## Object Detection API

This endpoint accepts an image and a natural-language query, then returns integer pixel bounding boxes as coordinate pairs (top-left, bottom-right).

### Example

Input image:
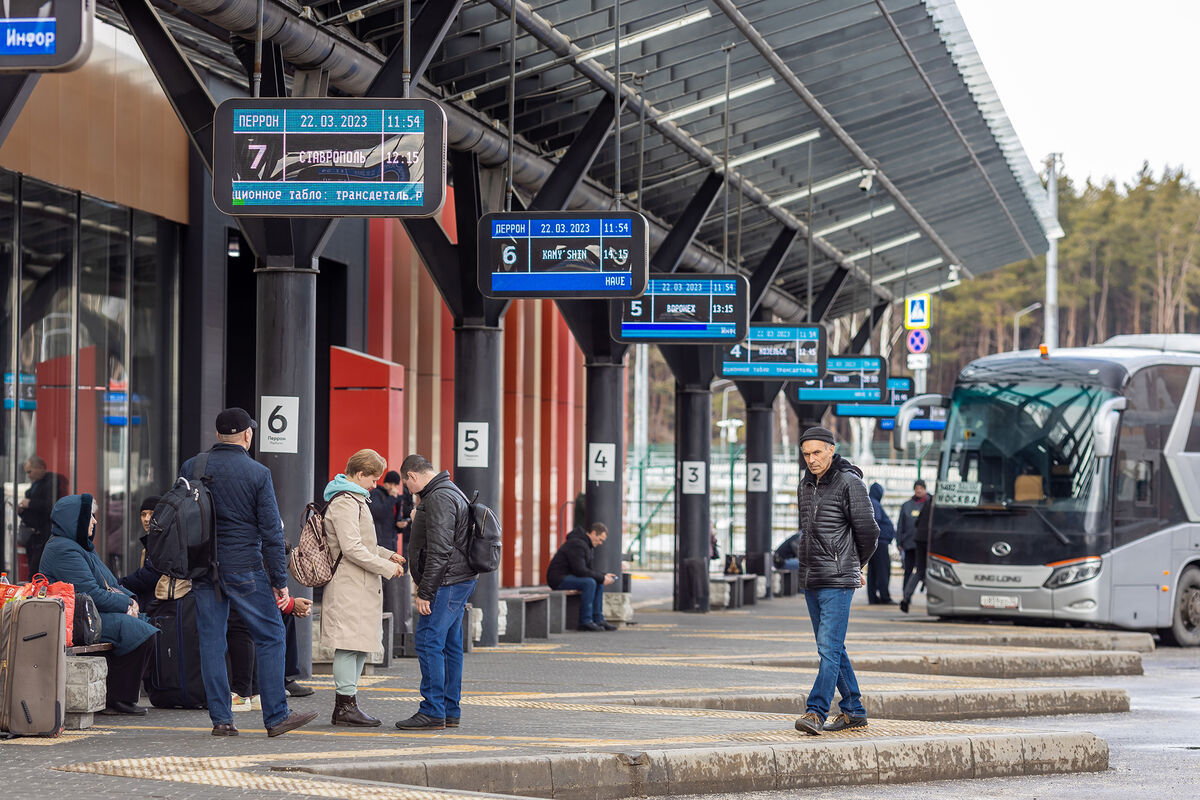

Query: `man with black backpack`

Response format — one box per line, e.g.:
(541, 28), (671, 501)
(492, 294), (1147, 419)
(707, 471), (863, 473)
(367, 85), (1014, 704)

(180, 408), (317, 738)
(394, 454), (477, 731)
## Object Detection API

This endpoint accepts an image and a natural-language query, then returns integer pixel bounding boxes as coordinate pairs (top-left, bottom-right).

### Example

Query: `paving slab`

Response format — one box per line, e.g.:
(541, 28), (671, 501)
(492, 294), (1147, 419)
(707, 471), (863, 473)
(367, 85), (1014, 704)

(1, 589), (1127, 800)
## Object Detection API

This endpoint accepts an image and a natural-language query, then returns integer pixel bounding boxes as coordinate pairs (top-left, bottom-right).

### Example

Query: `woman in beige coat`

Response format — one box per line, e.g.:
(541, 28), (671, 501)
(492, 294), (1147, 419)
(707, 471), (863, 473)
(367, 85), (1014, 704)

(320, 448), (405, 726)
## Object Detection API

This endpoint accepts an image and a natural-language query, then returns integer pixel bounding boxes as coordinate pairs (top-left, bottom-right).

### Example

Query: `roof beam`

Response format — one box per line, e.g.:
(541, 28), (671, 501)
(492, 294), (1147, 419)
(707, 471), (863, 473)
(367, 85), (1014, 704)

(749, 226), (800, 318)
(709, 0), (973, 280)
(531, 93), (619, 211)
(368, 0), (465, 96)
(651, 171), (724, 275)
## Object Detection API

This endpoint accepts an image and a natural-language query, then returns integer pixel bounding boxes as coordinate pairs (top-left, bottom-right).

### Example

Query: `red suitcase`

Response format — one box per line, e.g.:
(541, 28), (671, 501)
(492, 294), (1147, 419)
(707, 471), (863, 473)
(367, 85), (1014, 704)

(0, 597), (67, 737)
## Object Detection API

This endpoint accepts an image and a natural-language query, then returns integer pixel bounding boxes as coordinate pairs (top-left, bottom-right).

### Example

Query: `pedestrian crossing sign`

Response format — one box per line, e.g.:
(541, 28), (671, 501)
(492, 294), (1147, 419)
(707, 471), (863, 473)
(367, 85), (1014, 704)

(905, 293), (931, 330)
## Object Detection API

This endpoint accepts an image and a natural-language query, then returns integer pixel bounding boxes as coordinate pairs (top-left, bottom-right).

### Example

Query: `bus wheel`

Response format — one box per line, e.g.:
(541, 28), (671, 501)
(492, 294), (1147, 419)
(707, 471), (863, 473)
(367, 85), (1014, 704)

(1162, 566), (1200, 647)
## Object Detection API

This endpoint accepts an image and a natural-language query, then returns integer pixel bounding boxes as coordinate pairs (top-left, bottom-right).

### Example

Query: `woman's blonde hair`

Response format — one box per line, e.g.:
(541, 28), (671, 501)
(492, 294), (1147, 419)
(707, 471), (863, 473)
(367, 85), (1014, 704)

(346, 448), (386, 479)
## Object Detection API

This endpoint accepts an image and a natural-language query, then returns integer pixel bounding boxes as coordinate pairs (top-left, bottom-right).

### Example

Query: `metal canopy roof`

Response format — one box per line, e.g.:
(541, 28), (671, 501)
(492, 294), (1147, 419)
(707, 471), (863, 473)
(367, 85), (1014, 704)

(104, 0), (1055, 326)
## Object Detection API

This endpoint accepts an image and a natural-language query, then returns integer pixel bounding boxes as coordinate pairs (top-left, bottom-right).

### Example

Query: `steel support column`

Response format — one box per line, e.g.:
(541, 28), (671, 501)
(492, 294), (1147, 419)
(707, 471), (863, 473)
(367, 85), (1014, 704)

(0, 73), (37, 147)
(582, 361), (624, 578)
(368, 0), (466, 97)
(850, 302), (889, 354)
(809, 266), (849, 324)
(674, 385), (711, 611)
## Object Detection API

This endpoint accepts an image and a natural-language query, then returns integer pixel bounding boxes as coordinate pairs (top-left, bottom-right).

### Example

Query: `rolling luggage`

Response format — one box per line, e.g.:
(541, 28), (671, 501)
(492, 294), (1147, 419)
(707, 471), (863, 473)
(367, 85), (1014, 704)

(0, 597), (67, 737)
(144, 593), (207, 709)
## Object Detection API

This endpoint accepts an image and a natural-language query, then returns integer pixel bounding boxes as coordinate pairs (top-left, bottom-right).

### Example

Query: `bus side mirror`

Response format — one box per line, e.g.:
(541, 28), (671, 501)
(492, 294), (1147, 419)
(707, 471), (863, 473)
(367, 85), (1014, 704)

(1093, 397), (1127, 458)
(893, 394), (950, 451)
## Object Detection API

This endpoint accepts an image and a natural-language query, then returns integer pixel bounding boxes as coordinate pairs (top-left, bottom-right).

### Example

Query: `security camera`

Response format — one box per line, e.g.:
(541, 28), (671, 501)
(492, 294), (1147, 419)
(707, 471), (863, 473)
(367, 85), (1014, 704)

(858, 169), (876, 192)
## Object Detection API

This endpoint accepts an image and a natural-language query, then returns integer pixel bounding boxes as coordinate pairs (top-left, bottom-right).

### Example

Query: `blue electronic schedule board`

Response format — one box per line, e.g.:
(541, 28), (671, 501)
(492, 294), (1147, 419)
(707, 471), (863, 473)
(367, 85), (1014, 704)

(0, 0), (92, 72)
(715, 323), (826, 380)
(212, 97), (447, 217)
(794, 355), (888, 403)
(477, 211), (649, 298)
(835, 376), (914, 418)
(610, 273), (749, 344)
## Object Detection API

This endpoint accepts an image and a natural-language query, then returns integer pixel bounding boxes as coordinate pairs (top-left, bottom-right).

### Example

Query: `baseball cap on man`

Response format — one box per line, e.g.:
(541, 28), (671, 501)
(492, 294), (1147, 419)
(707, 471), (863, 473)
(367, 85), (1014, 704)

(216, 407), (258, 435)
(800, 426), (836, 446)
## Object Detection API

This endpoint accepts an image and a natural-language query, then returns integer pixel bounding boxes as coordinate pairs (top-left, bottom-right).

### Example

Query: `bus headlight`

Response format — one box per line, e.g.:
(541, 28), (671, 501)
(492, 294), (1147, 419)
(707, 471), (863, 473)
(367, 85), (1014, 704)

(1043, 557), (1102, 588)
(927, 556), (961, 586)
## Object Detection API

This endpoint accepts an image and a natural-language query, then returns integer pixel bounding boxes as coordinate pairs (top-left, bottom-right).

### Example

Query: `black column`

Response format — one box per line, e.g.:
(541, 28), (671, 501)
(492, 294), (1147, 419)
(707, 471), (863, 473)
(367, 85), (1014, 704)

(255, 264), (318, 676)
(453, 325), (502, 647)
(742, 390), (779, 595)
(674, 385), (711, 611)
(584, 360), (625, 578)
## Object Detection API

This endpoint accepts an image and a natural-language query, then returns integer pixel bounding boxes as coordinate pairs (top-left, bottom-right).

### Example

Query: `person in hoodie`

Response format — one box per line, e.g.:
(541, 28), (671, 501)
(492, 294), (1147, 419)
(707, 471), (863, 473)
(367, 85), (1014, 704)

(546, 522), (618, 631)
(792, 427), (879, 737)
(866, 483), (896, 605)
(39, 493), (158, 716)
(319, 449), (405, 727)
(394, 453), (477, 731)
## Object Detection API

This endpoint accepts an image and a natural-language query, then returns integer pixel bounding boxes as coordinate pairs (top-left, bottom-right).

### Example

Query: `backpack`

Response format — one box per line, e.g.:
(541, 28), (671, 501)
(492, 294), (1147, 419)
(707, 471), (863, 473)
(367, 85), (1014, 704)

(288, 491), (355, 587)
(147, 453), (216, 581)
(444, 487), (502, 574)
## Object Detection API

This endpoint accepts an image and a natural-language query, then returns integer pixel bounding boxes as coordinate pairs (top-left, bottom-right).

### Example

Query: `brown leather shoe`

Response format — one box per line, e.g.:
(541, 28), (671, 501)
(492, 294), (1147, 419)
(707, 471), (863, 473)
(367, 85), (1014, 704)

(266, 710), (318, 737)
(211, 722), (239, 736)
(332, 693), (382, 727)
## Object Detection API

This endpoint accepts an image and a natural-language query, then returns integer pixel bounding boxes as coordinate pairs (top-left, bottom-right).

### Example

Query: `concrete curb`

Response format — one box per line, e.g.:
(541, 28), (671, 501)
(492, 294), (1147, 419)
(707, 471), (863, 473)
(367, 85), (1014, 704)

(625, 687), (1131, 720)
(861, 630), (1156, 653)
(749, 650), (1143, 677)
(293, 732), (1109, 799)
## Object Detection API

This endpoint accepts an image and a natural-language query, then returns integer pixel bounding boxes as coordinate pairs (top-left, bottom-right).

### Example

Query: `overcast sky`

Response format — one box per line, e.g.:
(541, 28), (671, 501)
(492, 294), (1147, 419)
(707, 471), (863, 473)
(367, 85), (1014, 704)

(954, 0), (1198, 186)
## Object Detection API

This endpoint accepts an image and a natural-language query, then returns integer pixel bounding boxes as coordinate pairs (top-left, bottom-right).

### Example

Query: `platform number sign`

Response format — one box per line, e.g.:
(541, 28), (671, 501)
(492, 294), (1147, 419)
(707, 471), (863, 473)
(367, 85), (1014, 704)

(457, 422), (489, 468)
(588, 443), (616, 482)
(259, 395), (299, 453)
(747, 462), (769, 493)
(680, 461), (707, 495)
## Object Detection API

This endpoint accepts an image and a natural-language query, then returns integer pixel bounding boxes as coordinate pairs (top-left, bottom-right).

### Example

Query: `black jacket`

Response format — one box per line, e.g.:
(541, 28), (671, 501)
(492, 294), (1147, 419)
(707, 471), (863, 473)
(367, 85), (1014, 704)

(896, 495), (929, 550)
(773, 532), (802, 568)
(409, 471), (476, 601)
(20, 471), (63, 539)
(179, 444), (288, 587)
(368, 486), (400, 548)
(796, 454), (879, 589)
(546, 527), (604, 587)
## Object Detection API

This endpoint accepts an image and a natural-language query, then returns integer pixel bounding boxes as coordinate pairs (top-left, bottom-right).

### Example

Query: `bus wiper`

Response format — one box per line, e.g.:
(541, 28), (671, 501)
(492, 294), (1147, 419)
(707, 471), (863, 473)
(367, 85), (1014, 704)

(1006, 504), (1071, 546)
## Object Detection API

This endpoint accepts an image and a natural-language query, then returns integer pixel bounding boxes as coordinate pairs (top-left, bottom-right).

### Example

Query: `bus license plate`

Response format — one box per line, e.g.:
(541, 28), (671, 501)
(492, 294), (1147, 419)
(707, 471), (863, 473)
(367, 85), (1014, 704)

(980, 594), (1019, 610)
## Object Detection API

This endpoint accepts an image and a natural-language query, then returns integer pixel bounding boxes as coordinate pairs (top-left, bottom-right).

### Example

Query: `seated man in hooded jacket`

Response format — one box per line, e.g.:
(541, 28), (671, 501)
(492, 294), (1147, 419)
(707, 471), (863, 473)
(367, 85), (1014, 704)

(39, 493), (158, 716)
(545, 522), (617, 631)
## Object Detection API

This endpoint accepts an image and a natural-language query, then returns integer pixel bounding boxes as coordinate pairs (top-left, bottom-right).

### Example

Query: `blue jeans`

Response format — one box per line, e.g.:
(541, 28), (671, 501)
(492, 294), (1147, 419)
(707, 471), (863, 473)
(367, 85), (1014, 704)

(556, 575), (607, 626)
(415, 579), (477, 719)
(803, 587), (865, 718)
(782, 558), (800, 572)
(193, 569), (290, 728)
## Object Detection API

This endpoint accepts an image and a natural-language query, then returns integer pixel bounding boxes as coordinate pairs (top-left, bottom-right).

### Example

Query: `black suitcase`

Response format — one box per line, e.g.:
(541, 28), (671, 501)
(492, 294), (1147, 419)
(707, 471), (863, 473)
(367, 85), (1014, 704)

(0, 597), (67, 736)
(144, 594), (207, 709)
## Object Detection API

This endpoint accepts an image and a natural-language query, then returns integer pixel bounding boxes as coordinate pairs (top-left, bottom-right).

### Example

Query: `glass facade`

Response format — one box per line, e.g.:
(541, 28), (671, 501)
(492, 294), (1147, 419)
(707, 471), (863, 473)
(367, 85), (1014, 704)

(2, 170), (179, 579)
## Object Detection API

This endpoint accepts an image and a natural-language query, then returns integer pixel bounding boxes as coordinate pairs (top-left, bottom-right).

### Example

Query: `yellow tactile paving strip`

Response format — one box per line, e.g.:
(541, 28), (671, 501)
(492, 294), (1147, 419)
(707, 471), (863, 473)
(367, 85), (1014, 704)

(2, 729), (110, 746)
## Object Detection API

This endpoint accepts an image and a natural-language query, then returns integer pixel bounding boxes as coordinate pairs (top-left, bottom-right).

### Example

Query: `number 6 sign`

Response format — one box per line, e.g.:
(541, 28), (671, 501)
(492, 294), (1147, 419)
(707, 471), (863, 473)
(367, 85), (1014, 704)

(259, 396), (299, 453)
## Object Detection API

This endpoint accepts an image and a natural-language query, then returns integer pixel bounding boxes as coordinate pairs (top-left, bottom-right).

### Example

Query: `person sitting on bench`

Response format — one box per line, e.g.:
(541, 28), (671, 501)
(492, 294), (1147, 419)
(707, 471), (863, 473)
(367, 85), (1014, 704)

(546, 522), (617, 632)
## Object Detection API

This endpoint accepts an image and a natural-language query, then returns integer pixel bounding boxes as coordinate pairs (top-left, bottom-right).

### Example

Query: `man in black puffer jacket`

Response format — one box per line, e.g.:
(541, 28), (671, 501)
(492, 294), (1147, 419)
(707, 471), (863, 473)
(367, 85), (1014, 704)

(793, 427), (878, 737)
(546, 523), (617, 631)
(395, 454), (477, 731)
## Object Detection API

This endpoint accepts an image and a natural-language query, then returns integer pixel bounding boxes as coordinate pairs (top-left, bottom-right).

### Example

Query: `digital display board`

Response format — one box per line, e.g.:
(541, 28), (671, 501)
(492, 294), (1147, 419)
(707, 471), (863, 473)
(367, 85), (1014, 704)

(835, 376), (914, 418)
(212, 97), (447, 217)
(610, 273), (749, 344)
(714, 323), (826, 380)
(476, 211), (649, 298)
(0, 0), (92, 72)
(794, 355), (888, 403)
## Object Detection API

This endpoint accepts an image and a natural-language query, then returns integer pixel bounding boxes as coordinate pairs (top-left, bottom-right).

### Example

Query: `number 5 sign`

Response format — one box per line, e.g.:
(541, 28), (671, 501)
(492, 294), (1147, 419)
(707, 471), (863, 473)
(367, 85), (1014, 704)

(260, 396), (299, 453)
(457, 422), (489, 468)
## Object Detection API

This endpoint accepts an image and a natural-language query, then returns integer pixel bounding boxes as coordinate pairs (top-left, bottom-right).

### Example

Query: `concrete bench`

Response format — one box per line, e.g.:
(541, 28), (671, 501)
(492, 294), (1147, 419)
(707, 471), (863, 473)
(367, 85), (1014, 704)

(709, 574), (759, 609)
(498, 593), (550, 643)
(65, 651), (109, 730)
(518, 587), (581, 633)
(774, 568), (800, 596)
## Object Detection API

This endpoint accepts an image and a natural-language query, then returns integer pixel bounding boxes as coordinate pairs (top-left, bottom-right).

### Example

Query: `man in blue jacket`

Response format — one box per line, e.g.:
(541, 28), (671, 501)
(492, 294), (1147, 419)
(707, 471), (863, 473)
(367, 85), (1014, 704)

(180, 407), (316, 738)
(866, 483), (896, 604)
(40, 494), (158, 715)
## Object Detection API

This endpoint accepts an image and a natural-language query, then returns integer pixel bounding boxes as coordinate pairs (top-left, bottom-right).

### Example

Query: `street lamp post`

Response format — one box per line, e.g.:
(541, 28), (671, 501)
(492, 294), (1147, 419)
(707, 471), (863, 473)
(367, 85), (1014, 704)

(1013, 302), (1043, 352)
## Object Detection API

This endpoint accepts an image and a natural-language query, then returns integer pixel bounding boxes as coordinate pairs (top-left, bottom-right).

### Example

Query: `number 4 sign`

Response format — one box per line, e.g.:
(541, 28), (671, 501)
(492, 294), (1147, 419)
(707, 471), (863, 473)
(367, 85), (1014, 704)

(588, 443), (616, 482)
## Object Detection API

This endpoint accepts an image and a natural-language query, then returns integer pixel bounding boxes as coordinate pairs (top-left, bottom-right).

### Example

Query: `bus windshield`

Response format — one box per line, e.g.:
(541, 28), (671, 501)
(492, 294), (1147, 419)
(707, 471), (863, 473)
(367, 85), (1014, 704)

(938, 381), (1118, 516)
